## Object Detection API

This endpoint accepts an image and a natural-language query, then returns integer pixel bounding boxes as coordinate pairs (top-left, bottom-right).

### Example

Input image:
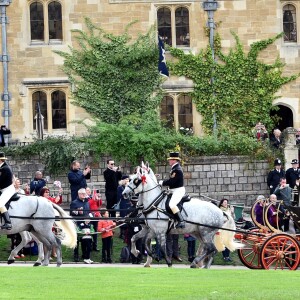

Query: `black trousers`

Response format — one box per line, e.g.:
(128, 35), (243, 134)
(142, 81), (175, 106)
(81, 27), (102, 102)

(102, 236), (112, 260)
(81, 238), (92, 259)
(105, 190), (117, 218)
(187, 240), (196, 258)
(91, 221), (98, 248)
(166, 234), (179, 258)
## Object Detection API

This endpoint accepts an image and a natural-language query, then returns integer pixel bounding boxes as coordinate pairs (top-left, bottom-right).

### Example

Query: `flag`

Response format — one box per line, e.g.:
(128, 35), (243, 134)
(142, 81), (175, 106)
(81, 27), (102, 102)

(158, 36), (169, 77)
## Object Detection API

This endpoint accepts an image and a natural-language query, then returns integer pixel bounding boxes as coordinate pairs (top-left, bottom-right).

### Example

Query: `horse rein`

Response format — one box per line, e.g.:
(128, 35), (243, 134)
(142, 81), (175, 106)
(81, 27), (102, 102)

(128, 176), (161, 195)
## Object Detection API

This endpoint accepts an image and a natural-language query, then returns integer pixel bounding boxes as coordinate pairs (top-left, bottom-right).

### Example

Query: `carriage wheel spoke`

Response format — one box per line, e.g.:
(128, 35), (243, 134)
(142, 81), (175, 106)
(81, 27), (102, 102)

(261, 234), (300, 270)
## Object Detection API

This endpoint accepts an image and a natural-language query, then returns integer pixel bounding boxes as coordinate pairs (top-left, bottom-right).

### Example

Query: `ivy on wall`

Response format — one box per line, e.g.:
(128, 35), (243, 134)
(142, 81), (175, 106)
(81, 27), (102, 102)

(54, 18), (162, 124)
(169, 32), (300, 134)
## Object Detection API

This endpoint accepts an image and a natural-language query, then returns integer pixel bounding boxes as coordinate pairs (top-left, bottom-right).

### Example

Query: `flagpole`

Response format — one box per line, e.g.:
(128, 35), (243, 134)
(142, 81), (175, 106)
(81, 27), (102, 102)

(202, 0), (219, 135)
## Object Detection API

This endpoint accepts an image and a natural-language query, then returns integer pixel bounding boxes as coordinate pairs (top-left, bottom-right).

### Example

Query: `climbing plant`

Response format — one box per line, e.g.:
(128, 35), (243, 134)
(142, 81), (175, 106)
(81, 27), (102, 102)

(169, 32), (300, 134)
(54, 18), (162, 124)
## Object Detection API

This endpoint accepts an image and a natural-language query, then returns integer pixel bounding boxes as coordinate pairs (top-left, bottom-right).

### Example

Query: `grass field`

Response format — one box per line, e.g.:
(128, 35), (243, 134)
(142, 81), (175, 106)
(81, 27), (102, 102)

(1, 229), (300, 299)
(1, 267), (300, 299)
(0, 229), (240, 266)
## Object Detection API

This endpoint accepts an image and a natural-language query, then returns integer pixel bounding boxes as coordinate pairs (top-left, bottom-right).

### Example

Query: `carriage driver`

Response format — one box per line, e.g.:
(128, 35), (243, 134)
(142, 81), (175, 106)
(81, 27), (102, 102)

(159, 152), (185, 228)
(0, 152), (14, 230)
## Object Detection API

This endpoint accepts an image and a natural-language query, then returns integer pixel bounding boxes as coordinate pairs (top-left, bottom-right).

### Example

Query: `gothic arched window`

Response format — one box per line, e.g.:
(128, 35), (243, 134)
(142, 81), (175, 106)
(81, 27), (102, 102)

(51, 90), (66, 129)
(30, 1), (44, 41)
(175, 7), (190, 47)
(29, 1), (63, 43)
(32, 91), (48, 130)
(157, 6), (190, 47)
(283, 4), (297, 42)
(178, 95), (193, 129)
(48, 1), (63, 40)
(157, 7), (172, 46)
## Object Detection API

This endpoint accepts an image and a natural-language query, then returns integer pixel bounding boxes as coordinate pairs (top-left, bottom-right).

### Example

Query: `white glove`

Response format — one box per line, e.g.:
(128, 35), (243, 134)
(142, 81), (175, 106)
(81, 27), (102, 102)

(159, 180), (163, 186)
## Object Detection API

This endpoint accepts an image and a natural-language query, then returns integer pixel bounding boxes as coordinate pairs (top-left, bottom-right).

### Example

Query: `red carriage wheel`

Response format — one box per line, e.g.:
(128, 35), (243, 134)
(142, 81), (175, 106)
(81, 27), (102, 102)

(260, 234), (300, 270)
(237, 228), (262, 269)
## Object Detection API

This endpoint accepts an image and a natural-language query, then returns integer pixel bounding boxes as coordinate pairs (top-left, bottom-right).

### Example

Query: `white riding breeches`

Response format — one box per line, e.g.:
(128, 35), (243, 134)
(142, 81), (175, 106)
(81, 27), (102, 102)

(0, 184), (15, 209)
(169, 187), (186, 213)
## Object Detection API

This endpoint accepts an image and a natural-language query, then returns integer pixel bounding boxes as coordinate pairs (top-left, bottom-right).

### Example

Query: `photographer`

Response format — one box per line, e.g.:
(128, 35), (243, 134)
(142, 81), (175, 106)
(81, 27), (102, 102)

(103, 158), (122, 218)
(0, 125), (11, 147)
(68, 160), (91, 201)
(252, 122), (268, 141)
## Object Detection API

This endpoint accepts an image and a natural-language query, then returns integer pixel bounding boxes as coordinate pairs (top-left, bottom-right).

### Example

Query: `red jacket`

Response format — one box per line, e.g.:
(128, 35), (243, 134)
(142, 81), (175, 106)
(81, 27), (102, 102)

(46, 195), (62, 205)
(97, 219), (115, 238)
(88, 198), (102, 217)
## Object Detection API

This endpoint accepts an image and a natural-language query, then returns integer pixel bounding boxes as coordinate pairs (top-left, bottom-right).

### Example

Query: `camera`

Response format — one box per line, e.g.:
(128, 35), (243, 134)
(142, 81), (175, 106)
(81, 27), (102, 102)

(96, 189), (100, 193)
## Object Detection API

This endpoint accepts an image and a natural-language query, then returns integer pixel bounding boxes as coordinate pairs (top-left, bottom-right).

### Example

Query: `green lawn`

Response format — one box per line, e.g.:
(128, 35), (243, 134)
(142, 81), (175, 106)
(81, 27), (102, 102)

(1, 267), (300, 299)
(0, 229), (240, 266)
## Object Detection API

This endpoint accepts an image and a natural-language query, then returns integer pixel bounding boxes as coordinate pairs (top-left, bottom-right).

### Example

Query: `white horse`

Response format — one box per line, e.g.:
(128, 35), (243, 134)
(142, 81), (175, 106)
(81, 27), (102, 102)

(2, 195), (77, 266)
(123, 163), (241, 268)
(7, 231), (44, 266)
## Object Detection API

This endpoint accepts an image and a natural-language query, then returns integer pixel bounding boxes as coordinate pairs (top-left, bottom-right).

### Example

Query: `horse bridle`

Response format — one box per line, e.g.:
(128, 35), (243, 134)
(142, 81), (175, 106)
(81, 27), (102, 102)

(127, 176), (160, 195)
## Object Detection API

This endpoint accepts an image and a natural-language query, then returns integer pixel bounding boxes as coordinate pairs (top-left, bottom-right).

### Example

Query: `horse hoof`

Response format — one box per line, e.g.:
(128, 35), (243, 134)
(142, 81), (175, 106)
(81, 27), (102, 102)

(167, 264), (172, 268)
(143, 265), (151, 268)
(7, 259), (15, 265)
(190, 264), (198, 268)
(56, 263), (62, 267)
(33, 262), (41, 267)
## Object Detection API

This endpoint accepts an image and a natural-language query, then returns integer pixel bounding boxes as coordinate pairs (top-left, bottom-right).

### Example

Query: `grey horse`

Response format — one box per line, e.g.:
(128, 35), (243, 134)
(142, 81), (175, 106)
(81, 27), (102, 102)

(123, 164), (240, 268)
(2, 195), (77, 266)
(8, 231), (44, 266)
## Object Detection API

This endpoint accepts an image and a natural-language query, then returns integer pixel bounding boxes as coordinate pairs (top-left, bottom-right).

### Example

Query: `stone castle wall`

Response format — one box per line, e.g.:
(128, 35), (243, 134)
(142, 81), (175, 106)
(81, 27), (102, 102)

(9, 155), (270, 207)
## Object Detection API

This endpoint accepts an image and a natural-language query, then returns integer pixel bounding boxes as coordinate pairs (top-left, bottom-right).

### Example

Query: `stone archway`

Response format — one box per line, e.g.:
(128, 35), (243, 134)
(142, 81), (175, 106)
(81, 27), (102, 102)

(270, 104), (293, 131)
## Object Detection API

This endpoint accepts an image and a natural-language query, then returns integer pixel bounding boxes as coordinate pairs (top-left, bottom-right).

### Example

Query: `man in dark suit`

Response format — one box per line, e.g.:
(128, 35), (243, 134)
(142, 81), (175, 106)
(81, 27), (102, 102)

(68, 160), (91, 201)
(103, 159), (122, 218)
(267, 158), (285, 194)
(0, 125), (11, 147)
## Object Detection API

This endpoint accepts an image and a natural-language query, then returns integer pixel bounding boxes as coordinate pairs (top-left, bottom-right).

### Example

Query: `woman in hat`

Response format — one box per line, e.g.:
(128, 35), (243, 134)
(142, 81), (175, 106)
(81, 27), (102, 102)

(159, 152), (185, 228)
(0, 152), (14, 230)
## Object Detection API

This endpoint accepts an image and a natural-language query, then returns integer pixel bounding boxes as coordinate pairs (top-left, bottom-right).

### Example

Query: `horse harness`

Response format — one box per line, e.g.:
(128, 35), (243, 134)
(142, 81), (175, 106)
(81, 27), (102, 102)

(5, 193), (40, 219)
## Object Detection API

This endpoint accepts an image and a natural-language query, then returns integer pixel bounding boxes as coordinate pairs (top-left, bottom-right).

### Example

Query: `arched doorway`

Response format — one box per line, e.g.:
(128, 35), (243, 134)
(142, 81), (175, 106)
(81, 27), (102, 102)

(270, 105), (293, 131)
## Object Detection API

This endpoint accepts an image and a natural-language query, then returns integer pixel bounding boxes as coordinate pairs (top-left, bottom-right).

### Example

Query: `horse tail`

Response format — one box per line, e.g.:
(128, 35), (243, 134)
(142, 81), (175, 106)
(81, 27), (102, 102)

(52, 203), (77, 249)
(214, 212), (243, 252)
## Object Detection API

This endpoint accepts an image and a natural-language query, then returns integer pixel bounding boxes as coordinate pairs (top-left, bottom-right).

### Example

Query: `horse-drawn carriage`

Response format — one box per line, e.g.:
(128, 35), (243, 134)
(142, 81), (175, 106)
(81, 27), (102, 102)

(235, 198), (300, 270)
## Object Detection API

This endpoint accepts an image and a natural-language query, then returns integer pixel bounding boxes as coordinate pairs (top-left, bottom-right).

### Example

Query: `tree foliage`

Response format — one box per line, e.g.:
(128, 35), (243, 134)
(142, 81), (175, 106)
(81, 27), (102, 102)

(6, 136), (88, 175)
(54, 18), (162, 124)
(169, 32), (300, 134)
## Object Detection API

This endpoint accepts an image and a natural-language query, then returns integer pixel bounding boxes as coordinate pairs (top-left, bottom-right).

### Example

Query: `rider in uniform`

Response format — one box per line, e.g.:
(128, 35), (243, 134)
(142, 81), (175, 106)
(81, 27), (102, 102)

(159, 152), (185, 228)
(0, 152), (14, 230)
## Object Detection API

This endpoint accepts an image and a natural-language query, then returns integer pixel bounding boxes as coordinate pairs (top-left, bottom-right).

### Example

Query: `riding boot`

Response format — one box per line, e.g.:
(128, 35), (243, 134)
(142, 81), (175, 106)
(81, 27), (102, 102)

(174, 212), (185, 229)
(1, 211), (12, 230)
